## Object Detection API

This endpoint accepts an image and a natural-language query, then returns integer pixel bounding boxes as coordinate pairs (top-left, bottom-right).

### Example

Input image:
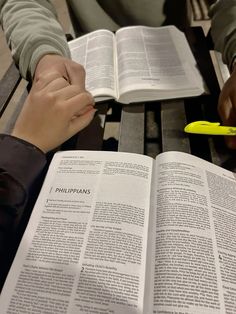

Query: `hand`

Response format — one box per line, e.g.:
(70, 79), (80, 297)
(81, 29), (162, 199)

(218, 66), (236, 149)
(34, 54), (84, 86)
(12, 69), (96, 153)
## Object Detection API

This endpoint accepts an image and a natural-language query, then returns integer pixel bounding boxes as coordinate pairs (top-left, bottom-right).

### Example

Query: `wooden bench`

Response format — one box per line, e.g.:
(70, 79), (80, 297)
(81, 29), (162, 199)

(1, 25), (236, 289)
(1, 26), (236, 172)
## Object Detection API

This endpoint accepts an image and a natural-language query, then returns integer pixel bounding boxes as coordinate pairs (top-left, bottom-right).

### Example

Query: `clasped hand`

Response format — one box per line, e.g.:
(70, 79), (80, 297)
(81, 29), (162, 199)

(218, 66), (236, 149)
(12, 55), (96, 153)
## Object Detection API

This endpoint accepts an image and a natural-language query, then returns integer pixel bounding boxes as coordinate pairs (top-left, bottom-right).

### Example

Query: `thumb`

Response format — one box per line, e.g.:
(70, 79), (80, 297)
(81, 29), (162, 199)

(218, 94), (236, 149)
(65, 61), (86, 90)
(69, 109), (96, 135)
(218, 95), (233, 126)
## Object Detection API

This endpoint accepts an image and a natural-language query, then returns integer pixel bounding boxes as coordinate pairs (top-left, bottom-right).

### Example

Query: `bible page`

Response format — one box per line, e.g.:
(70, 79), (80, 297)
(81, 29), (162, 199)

(144, 151), (234, 314)
(69, 30), (117, 101)
(115, 26), (205, 103)
(0, 150), (154, 314)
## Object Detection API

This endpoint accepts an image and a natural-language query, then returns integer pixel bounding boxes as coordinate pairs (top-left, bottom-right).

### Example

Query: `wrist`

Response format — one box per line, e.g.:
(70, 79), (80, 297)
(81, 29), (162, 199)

(3, 133), (46, 155)
(34, 53), (63, 79)
(28, 45), (69, 81)
(11, 131), (47, 154)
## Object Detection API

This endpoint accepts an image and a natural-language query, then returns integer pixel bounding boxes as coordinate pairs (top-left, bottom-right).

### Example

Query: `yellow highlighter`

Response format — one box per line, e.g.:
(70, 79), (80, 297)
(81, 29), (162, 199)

(184, 121), (236, 136)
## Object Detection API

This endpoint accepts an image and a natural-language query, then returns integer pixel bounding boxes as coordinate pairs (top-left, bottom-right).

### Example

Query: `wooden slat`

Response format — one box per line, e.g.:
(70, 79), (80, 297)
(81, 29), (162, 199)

(145, 105), (162, 157)
(0, 81), (28, 133)
(207, 137), (236, 171)
(190, 0), (210, 21)
(69, 103), (108, 151)
(212, 51), (230, 89)
(118, 104), (145, 154)
(184, 27), (233, 166)
(207, 52), (235, 168)
(0, 63), (21, 117)
(161, 100), (191, 153)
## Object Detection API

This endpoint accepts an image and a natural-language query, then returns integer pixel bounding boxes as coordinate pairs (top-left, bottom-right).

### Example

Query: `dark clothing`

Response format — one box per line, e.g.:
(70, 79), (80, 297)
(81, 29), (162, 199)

(0, 134), (46, 288)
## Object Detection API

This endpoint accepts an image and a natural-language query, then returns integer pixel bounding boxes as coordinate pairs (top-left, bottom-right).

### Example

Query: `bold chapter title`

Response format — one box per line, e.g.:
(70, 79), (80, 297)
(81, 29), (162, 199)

(55, 188), (91, 194)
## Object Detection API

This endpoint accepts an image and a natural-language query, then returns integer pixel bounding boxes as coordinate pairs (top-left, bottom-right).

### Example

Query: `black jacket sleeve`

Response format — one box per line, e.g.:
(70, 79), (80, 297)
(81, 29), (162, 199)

(0, 134), (47, 286)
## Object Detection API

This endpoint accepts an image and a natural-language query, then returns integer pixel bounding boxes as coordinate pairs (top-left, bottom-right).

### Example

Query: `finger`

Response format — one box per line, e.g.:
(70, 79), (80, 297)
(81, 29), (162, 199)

(65, 92), (95, 116)
(52, 84), (84, 101)
(218, 93), (236, 149)
(43, 76), (70, 93)
(54, 89), (94, 112)
(69, 108), (97, 135)
(34, 71), (65, 90)
(224, 136), (236, 150)
(64, 61), (86, 91)
(71, 105), (95, 119)
(224, 95), (236, 149)
(218, 95), (232, 125)
(230, 90), (236, 117)
(219, 95), (236, 125)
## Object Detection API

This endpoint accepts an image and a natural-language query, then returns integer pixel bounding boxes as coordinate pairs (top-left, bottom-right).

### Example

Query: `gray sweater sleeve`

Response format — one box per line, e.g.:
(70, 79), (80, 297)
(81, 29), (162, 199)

(0, 0), (71, 80)
(209, 0), (236, 69)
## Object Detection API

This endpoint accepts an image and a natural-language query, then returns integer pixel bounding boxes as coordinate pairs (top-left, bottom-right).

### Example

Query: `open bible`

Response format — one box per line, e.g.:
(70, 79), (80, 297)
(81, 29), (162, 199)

(68, 26), (206, 104)
(0, 150), (235, 313)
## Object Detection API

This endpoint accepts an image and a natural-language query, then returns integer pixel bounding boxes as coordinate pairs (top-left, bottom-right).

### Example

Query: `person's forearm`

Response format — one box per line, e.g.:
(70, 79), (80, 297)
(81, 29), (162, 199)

(0, 134), (46, 288)
(210, 0), (236, 68)
(0, 134), (47, 266)
(0, 0), (71, 80)
(0, 134), (47, 206)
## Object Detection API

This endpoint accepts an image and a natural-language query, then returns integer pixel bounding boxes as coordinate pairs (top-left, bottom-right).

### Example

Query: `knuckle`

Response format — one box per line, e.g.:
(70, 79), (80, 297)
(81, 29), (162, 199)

(72, 62), (86, 75)
(45, 91), (56, 103)
(80, 91), (94, 105)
